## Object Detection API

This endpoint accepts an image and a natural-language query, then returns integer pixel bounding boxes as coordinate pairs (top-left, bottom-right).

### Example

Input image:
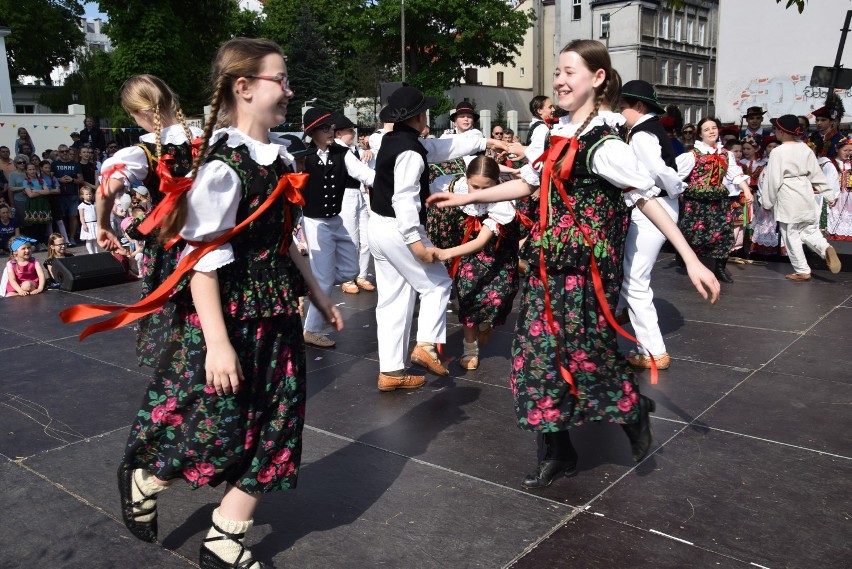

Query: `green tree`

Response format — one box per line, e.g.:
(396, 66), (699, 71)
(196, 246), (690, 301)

(0, 0), (84, 84)
(364, 0), (534, 114)
(493, 100), (506, 129)
(39, 49), (114, 117)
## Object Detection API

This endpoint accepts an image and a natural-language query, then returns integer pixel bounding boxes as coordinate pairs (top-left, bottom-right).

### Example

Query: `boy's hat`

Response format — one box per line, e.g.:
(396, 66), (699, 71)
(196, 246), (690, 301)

(743, 106), (766, 118)
(275, 134), (308, 158)
(9, 236), (37, 252)
(134, 185), (149, 196)
(332, 112), (356, 131)
(760, 134), (778, 149)
(769, 114), (803, 136)
(302, 108), (335, 133)
(812, 105), (841, 121)
(620, 80), (666, 115)
(835, 134), (852, 149)
(720, 124), (740, 137)
(660, 116), (677, 130)
(379, 86), (438, 123)
(449, 101), (480, 122)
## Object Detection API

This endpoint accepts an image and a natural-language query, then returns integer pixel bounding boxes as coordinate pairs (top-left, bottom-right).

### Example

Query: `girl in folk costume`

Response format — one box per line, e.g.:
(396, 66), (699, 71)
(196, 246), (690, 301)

(724, 139), (750, 260)
(431, 156), (522, 371)
(64, 38), (340, 568)
(825, 136), (852, 240)
(677, 118), (753, 284)
(429, 40), (719, 489)
(750, 136), (787, 256)
(96, 75), (203, 367)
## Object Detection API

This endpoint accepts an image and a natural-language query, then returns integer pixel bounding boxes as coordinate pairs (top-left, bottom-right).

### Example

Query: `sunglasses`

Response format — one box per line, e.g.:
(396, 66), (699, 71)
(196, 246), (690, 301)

(15, 161), (26, 165)
(683, 130), (694, 134)
(492, 131), (504, 135)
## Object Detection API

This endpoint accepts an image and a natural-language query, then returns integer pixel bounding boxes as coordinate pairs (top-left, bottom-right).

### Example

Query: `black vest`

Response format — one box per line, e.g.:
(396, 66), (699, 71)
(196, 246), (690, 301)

(302, 144), (350, 218)
(339, 143), (362, 189)
(371, 123), (430, 224)
(628, 116), (677, 196)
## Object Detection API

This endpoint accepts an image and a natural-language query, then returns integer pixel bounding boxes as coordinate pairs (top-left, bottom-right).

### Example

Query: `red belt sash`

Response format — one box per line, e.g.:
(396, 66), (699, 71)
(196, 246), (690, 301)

(531, 136), (658, 396)
(60, 173), (308, 340)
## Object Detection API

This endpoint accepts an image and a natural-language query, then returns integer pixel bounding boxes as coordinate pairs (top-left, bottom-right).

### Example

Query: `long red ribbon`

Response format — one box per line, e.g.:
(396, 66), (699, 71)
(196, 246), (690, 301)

(136, 154), (194, 235)
(449, 215), (482, 279)
(60, 173), (308, 340)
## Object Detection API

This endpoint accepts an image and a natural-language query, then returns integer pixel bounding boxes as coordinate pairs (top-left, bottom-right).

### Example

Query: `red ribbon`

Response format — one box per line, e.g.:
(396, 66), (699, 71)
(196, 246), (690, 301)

(449, 215), (482, 279)
(60, 173), (308, 340)
(98, 163), (129, 199)
(136, 154), (194, 236)
(532, 136), (658, 396)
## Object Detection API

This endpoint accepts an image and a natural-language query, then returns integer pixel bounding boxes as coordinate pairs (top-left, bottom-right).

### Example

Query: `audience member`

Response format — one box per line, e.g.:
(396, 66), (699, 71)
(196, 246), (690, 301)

(0, 146), (13, 178)
(2, 237), (44, 297)
(79, 116), (106, 153)
(0, 204), (20, 252)
(43, 232), (73, 289)
(14, 128), (35, 156)
(52, 144), (83, 246)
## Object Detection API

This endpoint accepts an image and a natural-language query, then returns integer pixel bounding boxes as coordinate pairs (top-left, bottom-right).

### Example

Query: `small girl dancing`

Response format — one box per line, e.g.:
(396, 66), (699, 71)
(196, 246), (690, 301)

(77, 187), (98, 254)
(432, 156), (521, 370)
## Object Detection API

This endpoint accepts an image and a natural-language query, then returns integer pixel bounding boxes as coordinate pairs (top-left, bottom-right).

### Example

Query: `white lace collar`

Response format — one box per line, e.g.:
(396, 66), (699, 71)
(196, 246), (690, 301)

(139, 123), (203, 145)
(552, 110), (625, 138)
(448, 176), (492, 217)
(210, 126), (291, 166)
(694, 140), (723, 154)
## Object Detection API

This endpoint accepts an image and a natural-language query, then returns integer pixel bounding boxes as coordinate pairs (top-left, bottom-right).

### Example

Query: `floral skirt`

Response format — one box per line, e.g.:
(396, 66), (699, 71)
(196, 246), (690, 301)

(509, 268), (640, 433)
(124, 309), (306, 494)
(24, 197), (52, 225)
(456, 247), (519, 328)
(679, 198), (734, 259)
(135, 239), (182, 368)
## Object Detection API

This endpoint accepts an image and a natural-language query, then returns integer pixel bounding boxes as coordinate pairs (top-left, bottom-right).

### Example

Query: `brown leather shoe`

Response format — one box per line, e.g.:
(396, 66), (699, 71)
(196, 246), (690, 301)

(378, 372), (426, 391)
(410, 344), (450, 376)
(459, 354), (479, 370)
(304, 331), (336, 347)
(626, 352), (671, 370)
(341, 281), (360, 294)
(785, 273), (812, 281)
(825, 246), (841, 274)
(356, 278), (376, 291)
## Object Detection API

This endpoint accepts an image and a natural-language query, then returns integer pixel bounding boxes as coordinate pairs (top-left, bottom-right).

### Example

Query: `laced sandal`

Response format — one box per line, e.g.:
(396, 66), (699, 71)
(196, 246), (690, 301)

(200, 524), (265, 569)
(459, 354), (479, 370)
(117, 464), (158, 543)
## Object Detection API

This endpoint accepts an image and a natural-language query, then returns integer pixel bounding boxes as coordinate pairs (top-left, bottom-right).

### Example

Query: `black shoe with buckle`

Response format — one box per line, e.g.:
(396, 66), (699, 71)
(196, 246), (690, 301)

(521, 431), (578, 489)
(117, 464), (158, 543)
(200, 524), (265, 569)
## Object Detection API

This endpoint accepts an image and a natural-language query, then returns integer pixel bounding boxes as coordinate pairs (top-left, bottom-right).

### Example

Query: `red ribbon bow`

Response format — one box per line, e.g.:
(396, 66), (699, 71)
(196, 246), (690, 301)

(449, 215), (482, 279)
(60, 173), (309, 340)
(136, 154), (194, 236)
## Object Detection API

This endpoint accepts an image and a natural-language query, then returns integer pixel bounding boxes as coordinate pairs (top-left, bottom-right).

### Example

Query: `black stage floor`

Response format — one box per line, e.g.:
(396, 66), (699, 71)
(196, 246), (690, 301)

(1, 254), (850, 568)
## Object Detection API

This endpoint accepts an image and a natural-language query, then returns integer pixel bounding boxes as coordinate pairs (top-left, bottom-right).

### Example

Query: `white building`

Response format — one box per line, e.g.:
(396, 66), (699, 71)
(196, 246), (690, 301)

(714, 0), (852, 125)
(50, 18), (114, 86)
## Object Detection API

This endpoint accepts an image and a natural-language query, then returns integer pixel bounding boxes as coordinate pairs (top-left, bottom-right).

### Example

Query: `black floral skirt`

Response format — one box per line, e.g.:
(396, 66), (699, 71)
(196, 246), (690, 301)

(679, 198), (734, 259)
(135, 240), (181, 368)
(124, 309), (306, 494)
(456, 248), (519, 328)
(509, 268), (640, 433)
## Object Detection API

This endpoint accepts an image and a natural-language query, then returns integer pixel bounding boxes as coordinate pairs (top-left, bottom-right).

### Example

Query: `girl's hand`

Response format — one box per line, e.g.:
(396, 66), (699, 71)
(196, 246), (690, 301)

(97, 227), (126, 254)
(434, 248), (449, 262)
(205, 340), (244, 396)
(487, 139), (508, 153)
(426, 192), (473, 208)
(310, 289), (344, 332)
(685, 259), (721, 304)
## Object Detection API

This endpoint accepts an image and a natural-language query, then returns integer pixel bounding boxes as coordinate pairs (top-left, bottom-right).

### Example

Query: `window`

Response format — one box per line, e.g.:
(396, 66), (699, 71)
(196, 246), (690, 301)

(698, 22), (706, 45)
(695, 107), (703, 122)
(685, 64), (693, 87)
(465, 68), (478, 85)
(572, 0), (581, 21)
(697, 66), (704, 88)
(600, 13), (610, 39)
(660, 60), (668, 85)
(686, 20), (694, 44)
(660, 13), (670, 39)
(684, 107), (692, 123)
(497, 72), (504, 88)
(86, 22), (96, 34)
(674, 16), (682, 41)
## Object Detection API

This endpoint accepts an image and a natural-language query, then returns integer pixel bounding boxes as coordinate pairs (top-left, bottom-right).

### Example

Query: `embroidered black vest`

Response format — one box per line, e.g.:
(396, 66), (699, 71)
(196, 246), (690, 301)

(302, 144), (350, 218)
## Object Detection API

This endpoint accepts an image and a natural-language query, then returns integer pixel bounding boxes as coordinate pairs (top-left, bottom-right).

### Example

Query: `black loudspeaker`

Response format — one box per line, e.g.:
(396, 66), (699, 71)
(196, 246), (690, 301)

(52, 253), (128, 291)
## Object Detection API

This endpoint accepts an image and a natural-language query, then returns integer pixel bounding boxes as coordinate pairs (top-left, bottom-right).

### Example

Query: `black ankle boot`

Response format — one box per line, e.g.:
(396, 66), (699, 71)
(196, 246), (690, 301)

(714, 258), (734, 283)
(522, 431), (578, 489)
(622, 395), (657, 462)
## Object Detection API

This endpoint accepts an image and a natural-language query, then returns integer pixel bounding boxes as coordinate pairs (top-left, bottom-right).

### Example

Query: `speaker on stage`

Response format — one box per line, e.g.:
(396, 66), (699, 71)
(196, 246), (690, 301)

(52, 253), (128, 291)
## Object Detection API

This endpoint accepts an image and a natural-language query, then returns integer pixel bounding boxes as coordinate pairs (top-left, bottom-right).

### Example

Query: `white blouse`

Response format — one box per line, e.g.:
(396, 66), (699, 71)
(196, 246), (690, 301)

(677, 140), (750, 195)
(518, 111), (657, 207)
(180, 127), (296, 272)
(430, 175), (516, 234)
(99, 124), (204, 188)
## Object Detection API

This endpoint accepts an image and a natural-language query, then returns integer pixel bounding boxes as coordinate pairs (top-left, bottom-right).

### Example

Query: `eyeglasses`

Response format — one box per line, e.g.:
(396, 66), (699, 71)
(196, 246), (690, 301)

(15, 161), (26, 165)
(52, 243), (67, 247)
(246, 75), (291, 92)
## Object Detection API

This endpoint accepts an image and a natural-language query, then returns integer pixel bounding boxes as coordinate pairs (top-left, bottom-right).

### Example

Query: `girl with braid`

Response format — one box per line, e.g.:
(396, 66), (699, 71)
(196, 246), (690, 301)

(113, 39), (339, 569)
(429, 40), (719, 490)
(97, 75), (203, 367)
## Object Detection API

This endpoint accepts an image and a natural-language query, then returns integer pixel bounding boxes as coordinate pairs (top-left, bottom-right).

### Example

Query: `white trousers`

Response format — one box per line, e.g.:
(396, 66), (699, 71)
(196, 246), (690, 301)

(303, 215), (359, 333)
(340, 187), (373, 279)
(368, 214), (452, 372)
(779, 220), (828, 275)
(618, 195), (679, 356)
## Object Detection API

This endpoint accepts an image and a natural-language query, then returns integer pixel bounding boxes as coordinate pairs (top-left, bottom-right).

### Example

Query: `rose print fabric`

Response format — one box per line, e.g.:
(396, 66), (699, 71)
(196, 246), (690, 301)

(679, 148), (735, 259)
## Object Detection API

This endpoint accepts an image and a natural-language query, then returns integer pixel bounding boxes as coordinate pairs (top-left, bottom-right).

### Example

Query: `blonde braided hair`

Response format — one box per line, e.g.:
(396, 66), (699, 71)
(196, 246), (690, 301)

(152, 105), (162, 160)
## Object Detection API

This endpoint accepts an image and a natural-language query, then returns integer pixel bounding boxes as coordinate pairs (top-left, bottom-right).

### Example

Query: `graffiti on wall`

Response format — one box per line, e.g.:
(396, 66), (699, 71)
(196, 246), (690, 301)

(731, 74), (852, 120)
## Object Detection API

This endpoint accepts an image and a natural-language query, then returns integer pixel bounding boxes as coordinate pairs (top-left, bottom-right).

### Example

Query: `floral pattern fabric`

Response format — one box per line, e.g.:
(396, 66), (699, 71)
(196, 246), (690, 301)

(679, 149), (735, 259)
(510, 123), (639, 433)
(124, 141), (307, 494)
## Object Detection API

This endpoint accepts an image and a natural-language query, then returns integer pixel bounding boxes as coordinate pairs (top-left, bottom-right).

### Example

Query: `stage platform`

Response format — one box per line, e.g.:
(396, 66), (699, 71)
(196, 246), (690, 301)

(1, 254), (849, 568)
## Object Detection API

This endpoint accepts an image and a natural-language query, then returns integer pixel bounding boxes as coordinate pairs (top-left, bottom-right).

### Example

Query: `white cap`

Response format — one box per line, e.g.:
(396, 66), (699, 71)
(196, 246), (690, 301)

(119, 194), (132, 209)
(134, 185), (149, 196)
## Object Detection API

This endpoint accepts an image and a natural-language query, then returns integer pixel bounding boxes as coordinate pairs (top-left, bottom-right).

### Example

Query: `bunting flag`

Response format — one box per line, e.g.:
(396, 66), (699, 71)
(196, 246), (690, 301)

(0, 124), (144, 132)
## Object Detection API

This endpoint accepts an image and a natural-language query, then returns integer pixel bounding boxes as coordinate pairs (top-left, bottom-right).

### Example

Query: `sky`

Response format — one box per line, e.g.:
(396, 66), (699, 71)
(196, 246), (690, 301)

(84, 2), (107, 20)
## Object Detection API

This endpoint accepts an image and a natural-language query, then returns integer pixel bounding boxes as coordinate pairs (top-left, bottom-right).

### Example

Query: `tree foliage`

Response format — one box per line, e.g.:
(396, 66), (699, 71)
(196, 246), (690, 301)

(0, 0), (84, 84)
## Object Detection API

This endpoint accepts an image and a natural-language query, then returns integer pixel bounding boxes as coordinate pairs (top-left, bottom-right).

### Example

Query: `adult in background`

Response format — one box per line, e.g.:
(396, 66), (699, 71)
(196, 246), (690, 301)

(0, 146), (14, 178)
(51, 144), (83, 246)
(762, 114), (840, 279)
(681, 123), (696, 151)
(661, 117), (684, 155)
(105, 140), (120, 159)
(79, 116), (106, 153)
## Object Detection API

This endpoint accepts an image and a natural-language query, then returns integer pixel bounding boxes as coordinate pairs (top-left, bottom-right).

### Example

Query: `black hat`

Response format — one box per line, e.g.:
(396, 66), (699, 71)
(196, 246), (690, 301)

(812, 105), (841, 121)
(620, 80), (665, 115)
(331, 112), (356, 131)
(277, 134), (308, 158)
(379, 86), (438, 123)
(449, 101), (479, 122)
(743, 106), (766, 118)
(302, 107), (335, 133)
(769, 114), (803, 136)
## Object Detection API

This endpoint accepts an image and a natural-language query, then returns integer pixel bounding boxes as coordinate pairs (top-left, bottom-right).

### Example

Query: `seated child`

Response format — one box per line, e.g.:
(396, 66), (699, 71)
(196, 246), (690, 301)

(2, 237), (45, 297)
